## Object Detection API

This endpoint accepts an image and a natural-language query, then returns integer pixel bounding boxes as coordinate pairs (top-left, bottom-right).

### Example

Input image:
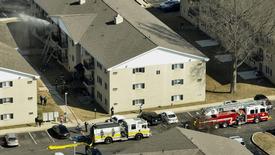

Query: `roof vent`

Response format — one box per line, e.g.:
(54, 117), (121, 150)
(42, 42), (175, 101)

(79, 0), (86, 5)
(114, 14), (123, 25)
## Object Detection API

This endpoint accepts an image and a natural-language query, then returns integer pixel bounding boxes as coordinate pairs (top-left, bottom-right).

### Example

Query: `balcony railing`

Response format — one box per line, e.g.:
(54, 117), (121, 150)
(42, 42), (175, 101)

(83, 77), (94, 86)
(83, 60), (94, 70)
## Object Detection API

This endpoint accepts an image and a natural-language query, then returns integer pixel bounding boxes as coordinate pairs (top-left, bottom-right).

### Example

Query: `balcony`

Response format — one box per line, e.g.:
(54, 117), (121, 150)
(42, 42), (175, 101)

(251, 53), (263, 62)
(83, 60), (94, 70)
(83, 77), (94, 87)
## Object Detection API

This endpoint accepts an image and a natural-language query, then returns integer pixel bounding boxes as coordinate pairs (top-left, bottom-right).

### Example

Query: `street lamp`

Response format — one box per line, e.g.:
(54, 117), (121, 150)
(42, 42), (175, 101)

(64, 92), (68, 123)
(73, 141), (76, 155)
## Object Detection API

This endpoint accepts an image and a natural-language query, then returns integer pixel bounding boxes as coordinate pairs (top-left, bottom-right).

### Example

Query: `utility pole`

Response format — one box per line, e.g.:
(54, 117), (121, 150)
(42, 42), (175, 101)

(65, 92), (68, 123)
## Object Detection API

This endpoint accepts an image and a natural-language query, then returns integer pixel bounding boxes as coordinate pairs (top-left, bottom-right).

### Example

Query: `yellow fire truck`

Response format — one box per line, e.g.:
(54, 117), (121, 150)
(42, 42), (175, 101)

(90, 118), (151, 144)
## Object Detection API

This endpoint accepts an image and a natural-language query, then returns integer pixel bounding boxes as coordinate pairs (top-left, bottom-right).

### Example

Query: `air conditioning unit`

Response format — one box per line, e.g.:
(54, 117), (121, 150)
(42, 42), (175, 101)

(114, 14), (123, 24)
(79, 0), (86, 5)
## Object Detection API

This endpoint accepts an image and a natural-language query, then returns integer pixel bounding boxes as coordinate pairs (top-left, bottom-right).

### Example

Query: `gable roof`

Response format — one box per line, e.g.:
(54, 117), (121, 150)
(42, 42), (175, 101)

(104, 0), (206, 58)
(34, 0), (208, 68)
(50, 14), (97, 44)
(0, 23), (38, 76)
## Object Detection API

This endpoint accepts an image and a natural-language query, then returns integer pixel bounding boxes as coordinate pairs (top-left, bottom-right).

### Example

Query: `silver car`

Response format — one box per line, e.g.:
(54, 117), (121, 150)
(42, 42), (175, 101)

(5, 133), (19, 147)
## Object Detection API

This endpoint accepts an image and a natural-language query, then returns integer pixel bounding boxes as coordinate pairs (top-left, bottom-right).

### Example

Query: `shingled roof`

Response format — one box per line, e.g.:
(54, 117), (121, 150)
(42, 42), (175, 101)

(0, 23), (38, 76)
(34, 0), (208, 68)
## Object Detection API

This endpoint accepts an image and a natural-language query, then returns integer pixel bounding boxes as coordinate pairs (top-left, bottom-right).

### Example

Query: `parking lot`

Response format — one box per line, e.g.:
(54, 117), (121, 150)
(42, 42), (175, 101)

(1, 103), (274, 155)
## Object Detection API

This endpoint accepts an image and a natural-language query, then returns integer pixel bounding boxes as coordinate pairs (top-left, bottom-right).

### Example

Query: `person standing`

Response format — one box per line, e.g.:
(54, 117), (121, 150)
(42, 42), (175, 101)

(44, 96), (47, 106)
(84, 122), (89, 132)
(40, 95), (43, 105)
(35, 117), (39, 127)
(111, 107), (114, 116)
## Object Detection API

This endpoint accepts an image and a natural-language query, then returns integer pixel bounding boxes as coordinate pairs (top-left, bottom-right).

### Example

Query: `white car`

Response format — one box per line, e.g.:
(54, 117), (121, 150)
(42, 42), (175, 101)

(110, 115), (125, 124)
(5, 133), (19, 147)
(160, 111), (179, 124)
(229, 136), (245, 146)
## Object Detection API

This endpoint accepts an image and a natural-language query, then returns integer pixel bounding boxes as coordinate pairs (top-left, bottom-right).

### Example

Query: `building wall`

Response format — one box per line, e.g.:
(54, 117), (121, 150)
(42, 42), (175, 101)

(94, 60), (110, 112)
(109, 61), (206, 113)
(0, 78), (37, 127)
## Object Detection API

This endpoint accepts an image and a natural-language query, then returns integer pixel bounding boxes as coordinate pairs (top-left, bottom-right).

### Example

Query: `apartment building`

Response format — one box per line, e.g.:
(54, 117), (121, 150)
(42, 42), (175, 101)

(0, 23), (39, 127)
(181, 0), (275, 84)
(30, 0), (208, 113)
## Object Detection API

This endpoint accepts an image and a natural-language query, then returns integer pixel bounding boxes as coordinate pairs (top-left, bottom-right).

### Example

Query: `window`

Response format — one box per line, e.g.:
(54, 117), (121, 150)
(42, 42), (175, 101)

(131, 124), (136, 130)
(133, 83), (145, 90)
(133, 67), (145, 74)
(156, 70), (160, 74)
(172, 63), (184, 70)
(71, 40), (74, 46)
(0, 81), (13, 88)
(28, 97), (33, 100)
(132, 99), (145, 105)
(105, 83), (108, 89)
(27, 81), (32, 84)
(29, 112), (34, 115)
(71, 55), (74, 62)
(260, 108), (266, 113)
(113, 88), (118, 91)
(97, 91), (102, 101)
(0, 97), (13, 104)
(172, 79), (184, 85)
(97, 76), (102, 85)
(142, 124), (147, 129)
(171, 95), (183, 101)
(113, 72), (117, 75)
(0, 113), (13, 120)
(97, 62), (102, 70)
(250, 109), (255, 114)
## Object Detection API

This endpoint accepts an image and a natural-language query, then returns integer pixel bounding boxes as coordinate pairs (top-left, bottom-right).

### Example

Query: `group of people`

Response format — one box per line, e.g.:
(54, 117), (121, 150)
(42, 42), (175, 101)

(35, 117), (43, 127)
(39, 95), (48, 106)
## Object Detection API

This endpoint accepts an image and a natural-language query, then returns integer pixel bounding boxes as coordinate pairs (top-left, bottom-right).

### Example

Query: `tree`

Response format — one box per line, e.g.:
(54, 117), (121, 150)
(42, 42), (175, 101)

(200, 0), (275, 93)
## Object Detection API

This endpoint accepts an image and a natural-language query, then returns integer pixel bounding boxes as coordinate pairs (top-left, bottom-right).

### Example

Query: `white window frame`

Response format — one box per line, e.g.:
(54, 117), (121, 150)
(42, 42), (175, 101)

(171, 95), (183, 101)
(132, 99), (145, 105)
(172, 79), (184, 85)
(0, 113), (14, 120)
(0, 97), (13, 104)
(133, 83), (145, 90)
(172, 63), (184, 70)
(133, 67), (145, 74)
(0, 81), (13, 88)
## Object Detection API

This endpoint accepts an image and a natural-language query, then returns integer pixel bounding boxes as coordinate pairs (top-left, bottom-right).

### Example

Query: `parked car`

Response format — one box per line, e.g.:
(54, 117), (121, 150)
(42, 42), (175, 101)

(5, 133), (19, 147)
(109, 115), (125, 124)
(52, 124), (70, 139)
(254, 94), (273, 111)
(160, 111), (179, 124)
(138, 112), (162, 126)
(159, 0), (180, 12)
(229, 136), (245, 146)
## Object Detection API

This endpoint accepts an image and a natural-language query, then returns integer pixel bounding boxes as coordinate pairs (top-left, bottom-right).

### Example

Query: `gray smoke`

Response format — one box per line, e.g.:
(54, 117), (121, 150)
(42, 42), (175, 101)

(18, 13), (50, 27)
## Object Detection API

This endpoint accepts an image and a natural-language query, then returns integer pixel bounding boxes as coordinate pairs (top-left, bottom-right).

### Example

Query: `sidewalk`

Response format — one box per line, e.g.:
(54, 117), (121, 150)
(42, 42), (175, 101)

(2, 95), (274, 135)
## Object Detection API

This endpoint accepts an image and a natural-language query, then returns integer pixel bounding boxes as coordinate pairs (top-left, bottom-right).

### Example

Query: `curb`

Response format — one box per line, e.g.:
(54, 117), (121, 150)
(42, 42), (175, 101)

(251, 132), (270, 155)
(2, 95), (275, 134)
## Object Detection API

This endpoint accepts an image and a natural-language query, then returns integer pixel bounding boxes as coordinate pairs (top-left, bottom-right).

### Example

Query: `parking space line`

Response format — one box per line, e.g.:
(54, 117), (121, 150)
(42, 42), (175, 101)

(45, 130), (55, 143)
(28, 132), (37, 144)
(187, 112), (194, 118)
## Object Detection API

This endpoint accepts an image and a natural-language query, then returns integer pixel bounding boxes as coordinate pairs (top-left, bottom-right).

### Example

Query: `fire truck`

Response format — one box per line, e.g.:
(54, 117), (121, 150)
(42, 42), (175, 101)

(90, 118), (151, 144)
(195, 100), (271, 129)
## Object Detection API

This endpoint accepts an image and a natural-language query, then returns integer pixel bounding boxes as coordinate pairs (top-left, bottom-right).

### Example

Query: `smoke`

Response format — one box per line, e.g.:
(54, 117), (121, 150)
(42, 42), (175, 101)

(18, 13), (50, 27)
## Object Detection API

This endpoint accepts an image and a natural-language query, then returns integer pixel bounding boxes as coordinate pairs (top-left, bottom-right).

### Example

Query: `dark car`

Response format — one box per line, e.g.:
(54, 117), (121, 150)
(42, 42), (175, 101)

(254, 94), (273, 111)
(86, 146), (102, 155)
(138, 112), (162, 126)
(52, 124), (70, 139)
(159, 1), (180, 12)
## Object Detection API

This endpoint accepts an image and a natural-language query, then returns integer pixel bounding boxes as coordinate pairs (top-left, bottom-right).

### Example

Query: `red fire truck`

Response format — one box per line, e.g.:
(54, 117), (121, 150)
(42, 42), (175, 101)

(195, 102), (271, 129)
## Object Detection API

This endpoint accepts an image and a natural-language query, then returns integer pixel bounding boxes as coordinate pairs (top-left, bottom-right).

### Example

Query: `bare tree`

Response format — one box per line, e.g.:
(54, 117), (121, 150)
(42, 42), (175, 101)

(200, 0), (275, 93)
